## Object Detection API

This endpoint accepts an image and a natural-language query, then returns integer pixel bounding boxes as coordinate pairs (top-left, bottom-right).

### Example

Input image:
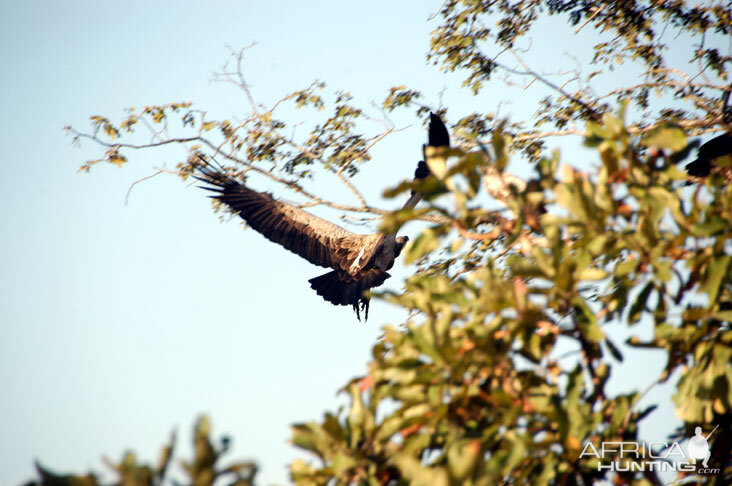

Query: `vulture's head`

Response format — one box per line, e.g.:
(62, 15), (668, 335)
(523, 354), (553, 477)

(395, 236), (409, 256)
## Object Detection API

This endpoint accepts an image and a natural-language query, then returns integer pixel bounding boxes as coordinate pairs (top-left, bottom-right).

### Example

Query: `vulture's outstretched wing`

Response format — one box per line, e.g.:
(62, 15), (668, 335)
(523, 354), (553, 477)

(194, 164), (382, 275)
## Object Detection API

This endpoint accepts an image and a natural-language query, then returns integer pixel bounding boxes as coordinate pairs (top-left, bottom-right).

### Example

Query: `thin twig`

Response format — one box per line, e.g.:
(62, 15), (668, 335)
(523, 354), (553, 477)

(504, 48), (602, 122)
(124, 167), (183, 205)
(574, 5), (605, 34)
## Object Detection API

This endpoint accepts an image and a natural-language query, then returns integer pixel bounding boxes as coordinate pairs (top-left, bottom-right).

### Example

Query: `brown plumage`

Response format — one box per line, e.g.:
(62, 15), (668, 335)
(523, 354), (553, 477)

(193, 114), (446, 320)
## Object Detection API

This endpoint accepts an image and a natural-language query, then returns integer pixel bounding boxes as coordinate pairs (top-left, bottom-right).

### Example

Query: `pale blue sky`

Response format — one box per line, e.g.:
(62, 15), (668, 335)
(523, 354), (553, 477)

(0, 2), (724, 485)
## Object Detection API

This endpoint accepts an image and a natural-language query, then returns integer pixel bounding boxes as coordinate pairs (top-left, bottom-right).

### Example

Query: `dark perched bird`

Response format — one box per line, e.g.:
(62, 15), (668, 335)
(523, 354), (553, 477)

(428, 111), (450, 147)
(411, 112), (449, 192)
(685, 132), (732, 183)
(193, 114), (448, 320)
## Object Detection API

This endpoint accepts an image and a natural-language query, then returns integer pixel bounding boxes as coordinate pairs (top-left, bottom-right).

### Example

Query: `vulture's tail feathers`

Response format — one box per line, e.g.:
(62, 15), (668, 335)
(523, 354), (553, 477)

(308, 271), (387, 321)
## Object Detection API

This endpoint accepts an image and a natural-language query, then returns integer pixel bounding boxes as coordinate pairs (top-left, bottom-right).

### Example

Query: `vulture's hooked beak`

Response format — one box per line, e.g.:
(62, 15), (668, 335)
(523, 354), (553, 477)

(396, 236), (409, 256)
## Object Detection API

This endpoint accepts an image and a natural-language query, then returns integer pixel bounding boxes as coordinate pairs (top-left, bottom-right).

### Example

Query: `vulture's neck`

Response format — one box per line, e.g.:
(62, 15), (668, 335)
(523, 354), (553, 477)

(382, 192), (421, 237)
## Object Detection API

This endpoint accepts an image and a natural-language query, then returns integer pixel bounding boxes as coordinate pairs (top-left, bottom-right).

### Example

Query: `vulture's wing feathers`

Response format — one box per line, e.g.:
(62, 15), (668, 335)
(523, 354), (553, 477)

(195, 165), (382, 274)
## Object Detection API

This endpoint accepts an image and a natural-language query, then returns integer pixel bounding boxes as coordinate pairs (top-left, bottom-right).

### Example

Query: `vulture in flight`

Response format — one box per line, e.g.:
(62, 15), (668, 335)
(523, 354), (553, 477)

(194, 113), (450, 320)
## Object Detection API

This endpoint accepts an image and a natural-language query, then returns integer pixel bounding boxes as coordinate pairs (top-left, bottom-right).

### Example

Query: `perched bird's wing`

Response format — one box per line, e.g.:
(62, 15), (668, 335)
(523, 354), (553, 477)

(195, 164), (383, 275)
(428, 112), (451, 147)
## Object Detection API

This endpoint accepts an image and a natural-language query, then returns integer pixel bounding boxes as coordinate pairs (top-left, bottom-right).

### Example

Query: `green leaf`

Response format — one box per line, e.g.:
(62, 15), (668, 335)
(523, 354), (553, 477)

(615, 258), (639, 277)
(641, 124), (687, 152)
(404, 228), (440, 264)
(447, 439), (481, 480)
(424, 146), (449, 179)
(392, 454), (449, 486)
(573, 298), (605, 343)
(602, 113), (624, 138)
(711, 310), (732, 321)
(577, 267), (609, 281)
(700, 255), (731, 306)
(691, 216), (727, 237)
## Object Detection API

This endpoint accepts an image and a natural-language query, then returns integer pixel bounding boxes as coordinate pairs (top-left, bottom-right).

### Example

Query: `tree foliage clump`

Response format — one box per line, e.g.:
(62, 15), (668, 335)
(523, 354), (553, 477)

(36, 0), (732, 485)
(23, 416), (257, 486)
(289, 107), (732, 485)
